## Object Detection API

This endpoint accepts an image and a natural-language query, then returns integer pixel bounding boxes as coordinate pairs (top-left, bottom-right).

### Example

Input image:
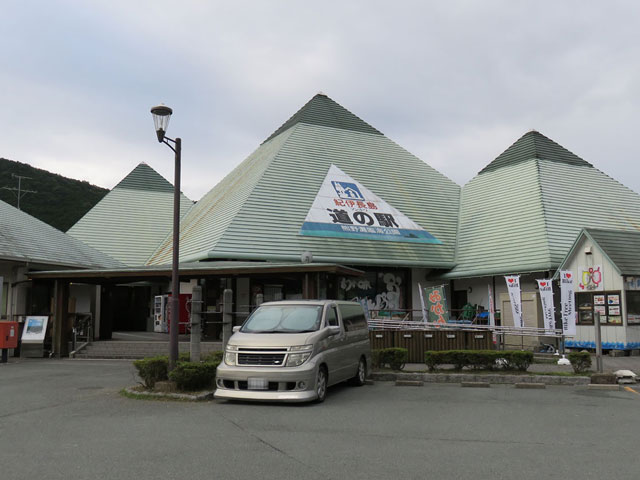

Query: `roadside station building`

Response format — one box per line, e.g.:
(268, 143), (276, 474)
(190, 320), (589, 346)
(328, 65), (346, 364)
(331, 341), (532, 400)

(20, 94), (640, 354)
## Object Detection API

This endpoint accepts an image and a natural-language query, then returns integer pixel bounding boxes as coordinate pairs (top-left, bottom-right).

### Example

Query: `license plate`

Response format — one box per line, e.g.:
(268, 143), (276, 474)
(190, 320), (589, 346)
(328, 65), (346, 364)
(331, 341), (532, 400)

(248, 378), (268, 390)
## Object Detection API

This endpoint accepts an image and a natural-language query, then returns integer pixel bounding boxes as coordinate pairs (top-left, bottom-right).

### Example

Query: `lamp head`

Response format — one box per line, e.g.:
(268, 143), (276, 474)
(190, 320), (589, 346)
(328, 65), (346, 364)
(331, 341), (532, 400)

(150, 104), (173, 142)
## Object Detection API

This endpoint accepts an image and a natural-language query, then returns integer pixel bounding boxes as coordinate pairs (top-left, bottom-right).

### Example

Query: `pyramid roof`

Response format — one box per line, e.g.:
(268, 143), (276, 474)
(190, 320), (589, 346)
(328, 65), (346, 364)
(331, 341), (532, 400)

(0, 199), (122, 269)
(67, 163), (193, 266)
(447, 131), (640, 277)
(147, 94), (460, 267)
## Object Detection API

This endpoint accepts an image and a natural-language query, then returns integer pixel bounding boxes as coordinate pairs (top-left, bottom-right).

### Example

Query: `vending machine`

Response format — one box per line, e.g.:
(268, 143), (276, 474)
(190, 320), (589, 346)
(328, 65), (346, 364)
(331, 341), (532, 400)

(153, 295), (168, 333)
(167, 293), (192, 334)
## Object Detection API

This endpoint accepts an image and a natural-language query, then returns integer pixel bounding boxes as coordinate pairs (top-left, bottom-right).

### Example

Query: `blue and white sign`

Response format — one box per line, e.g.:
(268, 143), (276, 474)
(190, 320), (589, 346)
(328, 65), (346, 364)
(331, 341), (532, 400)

(300, 165), (441, 244)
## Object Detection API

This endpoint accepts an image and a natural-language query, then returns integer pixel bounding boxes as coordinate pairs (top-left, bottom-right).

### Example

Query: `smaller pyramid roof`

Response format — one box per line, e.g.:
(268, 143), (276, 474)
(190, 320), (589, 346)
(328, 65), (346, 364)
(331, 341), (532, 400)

(0, 199), (122, 268)
(68, 163), (193, 266)
(448, 131), (640, 278)
(478, 130), (591, 175)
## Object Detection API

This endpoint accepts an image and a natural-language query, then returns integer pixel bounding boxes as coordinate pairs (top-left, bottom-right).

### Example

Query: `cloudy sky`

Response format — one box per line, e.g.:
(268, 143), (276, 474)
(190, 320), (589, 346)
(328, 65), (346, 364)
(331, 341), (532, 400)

(2, 0), (639, 200)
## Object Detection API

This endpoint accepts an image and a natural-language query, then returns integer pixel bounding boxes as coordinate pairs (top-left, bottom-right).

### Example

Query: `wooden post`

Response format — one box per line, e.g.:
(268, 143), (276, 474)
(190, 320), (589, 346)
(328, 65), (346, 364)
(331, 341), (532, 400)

(52, 280), (70, 357)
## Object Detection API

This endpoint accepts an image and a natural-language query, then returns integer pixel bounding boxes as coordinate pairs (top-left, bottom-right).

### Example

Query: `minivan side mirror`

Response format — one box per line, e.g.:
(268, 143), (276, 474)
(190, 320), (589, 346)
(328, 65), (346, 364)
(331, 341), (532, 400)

(232, 326), (241, 333)
(327, 326), (341, 336)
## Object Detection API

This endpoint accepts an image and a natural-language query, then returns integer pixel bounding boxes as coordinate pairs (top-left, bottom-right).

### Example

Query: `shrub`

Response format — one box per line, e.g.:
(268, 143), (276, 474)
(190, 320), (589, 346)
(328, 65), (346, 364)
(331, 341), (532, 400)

(168, 361), (218, 391)
(201, 350), (223, 365)
(568, 352), (592, 374)
(424, 351), (444, 372)
(371, 349), (383, 369)
(133, 356), (168, 389)
(379, 348), (408, 371)
(500, 351), (533, 371)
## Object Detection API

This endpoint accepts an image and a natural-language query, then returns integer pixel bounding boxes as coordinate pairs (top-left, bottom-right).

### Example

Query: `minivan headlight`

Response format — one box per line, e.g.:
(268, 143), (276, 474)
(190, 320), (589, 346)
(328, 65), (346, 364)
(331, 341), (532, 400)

(224, 344), (238, 366)
(286, 351), (312, 367)
(289, 344), (313, 352)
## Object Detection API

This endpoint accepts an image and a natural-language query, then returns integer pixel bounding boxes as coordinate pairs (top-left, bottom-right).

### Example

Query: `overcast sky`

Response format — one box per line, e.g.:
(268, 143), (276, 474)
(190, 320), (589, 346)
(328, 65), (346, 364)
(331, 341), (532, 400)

(2, 1), (639, 200)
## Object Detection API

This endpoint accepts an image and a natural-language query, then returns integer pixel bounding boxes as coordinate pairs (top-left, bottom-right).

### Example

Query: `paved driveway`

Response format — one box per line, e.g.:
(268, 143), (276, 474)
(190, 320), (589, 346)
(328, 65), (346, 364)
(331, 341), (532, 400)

(1, 359), (639, 480)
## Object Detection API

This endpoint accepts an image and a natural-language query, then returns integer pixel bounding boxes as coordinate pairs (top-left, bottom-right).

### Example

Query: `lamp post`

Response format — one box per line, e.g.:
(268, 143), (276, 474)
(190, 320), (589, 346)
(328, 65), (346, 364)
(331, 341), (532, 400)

(150, 104), (181, 371)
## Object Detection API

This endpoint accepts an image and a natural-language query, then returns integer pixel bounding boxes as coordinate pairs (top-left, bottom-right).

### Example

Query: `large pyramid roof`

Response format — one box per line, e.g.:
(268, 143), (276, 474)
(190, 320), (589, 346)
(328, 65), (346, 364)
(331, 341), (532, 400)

(447, 131), (640, 277)
(147, 94), (460, 268)
(68, 163), (193, 266)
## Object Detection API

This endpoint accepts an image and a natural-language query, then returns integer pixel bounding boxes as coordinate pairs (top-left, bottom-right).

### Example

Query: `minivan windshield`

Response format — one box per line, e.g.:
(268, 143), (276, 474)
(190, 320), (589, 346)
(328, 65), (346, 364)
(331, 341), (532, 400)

(241, 305), (323, 333)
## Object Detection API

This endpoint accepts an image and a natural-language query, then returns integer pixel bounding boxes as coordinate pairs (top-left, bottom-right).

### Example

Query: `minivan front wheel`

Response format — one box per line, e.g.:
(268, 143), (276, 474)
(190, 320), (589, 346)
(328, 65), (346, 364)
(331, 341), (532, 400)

(350, 357), (367, 386)
(315, 366), (328, 403)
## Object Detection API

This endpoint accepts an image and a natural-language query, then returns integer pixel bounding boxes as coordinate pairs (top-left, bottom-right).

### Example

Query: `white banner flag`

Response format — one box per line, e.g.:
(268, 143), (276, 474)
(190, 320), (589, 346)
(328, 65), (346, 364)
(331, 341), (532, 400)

(537, 279), (555, 334)
(505, 275), (524, 328)
(418, 283), (428, 322)
(559, 271), (576, 336)
(487, 284), (495, 327)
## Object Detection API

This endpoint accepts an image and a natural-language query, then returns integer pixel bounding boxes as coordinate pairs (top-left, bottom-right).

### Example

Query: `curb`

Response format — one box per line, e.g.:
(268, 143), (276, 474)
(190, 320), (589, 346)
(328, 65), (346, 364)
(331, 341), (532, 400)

(123, 386), (215, 401)
(587, 384), (621, 391)
(370, 371), (590, 386)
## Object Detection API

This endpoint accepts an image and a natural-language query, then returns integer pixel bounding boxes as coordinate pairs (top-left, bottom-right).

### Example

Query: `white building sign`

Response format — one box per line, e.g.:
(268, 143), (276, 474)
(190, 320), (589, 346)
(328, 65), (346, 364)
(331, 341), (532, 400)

(300, 164), (441, 244)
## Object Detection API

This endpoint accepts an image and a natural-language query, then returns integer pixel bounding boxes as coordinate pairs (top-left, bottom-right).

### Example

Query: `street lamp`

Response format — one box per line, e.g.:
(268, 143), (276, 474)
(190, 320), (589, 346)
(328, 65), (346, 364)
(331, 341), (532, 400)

(150, 104), (181, 371)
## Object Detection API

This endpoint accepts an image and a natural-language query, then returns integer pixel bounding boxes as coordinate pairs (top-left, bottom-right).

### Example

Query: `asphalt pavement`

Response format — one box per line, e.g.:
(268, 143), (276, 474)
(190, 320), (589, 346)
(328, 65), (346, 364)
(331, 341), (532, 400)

(1, 358), (639, 480)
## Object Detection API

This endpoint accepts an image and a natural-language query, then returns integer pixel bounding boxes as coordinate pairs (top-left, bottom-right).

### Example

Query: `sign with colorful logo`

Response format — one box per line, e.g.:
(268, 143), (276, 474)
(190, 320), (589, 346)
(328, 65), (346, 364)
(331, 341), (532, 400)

(559, 270), (576, 336)
(505, 275), (524, 328)
(578, 265), (603, 291)
(536, 279), (555, 334)
(423, 285), (449, 324)
(300, 164), (441, 244)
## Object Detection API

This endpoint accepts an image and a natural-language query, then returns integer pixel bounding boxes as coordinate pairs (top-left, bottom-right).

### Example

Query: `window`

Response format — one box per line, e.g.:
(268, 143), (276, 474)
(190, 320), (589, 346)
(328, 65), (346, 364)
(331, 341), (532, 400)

(576, 291), (622, 326)
(339, 304), (367, 331)
(326, 306), (339, 327)
(626, 291), (640, 325)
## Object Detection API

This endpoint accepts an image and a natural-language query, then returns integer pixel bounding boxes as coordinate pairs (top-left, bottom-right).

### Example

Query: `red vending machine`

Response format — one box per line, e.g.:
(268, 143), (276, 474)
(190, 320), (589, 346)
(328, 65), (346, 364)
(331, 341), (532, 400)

(167, 294), (192, 334)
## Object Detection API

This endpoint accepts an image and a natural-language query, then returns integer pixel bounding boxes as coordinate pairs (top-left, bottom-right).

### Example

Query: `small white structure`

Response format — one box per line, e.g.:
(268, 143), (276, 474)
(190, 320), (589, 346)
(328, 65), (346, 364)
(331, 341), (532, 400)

(557, 228), (640, 352)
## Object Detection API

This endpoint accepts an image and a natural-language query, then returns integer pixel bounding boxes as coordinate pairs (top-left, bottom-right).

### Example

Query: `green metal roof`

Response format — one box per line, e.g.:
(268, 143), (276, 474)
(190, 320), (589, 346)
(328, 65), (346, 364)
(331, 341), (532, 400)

(148, 95), (460, 268)
(446, 132), (640, 278)
(68, 163), (193, 266)
(29, 261), (364, 280)
(263, 93), (383, 144)
(0, 199), (122, 269)
(479, 130), (591, 175)
(580, 229), (640, 275)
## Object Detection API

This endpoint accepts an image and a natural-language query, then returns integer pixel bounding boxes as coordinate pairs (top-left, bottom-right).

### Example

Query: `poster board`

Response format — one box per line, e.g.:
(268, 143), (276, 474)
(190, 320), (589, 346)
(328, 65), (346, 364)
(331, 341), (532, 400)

(21, 316), (49, 344)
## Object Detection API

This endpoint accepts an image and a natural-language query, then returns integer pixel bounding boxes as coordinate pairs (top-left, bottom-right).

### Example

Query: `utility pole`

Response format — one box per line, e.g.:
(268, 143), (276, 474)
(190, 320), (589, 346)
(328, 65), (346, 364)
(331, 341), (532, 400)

(1, 174), (37, 209)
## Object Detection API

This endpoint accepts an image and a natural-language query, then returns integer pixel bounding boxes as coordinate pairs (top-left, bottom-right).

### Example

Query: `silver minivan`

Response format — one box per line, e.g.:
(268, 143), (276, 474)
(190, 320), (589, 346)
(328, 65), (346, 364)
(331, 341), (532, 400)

(214, 300), (371, 403)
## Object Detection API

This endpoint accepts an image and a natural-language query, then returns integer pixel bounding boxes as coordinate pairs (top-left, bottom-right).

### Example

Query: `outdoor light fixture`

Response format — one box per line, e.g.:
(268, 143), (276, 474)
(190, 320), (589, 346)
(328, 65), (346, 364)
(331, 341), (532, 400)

(150, 103), (181, 371)
(151, 104), (173, 142)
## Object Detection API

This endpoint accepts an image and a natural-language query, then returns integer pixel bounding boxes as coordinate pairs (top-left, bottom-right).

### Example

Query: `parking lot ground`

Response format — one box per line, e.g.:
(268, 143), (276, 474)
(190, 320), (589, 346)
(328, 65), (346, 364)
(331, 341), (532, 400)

(1, 358), (639, 480)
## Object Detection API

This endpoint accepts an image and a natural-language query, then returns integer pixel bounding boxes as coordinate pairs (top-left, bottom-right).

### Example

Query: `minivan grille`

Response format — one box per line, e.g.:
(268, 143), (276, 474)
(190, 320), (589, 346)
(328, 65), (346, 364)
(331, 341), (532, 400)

(237, 353), (286, 366)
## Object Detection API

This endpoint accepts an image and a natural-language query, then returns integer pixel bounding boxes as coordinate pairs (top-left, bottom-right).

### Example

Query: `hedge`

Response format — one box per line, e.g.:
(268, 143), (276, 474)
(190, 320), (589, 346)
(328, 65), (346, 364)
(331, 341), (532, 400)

(133, 351), (223, 390)
(169, 361), (218, 391)
(424, 350), (533, 372)
(375, 348), (408, 371)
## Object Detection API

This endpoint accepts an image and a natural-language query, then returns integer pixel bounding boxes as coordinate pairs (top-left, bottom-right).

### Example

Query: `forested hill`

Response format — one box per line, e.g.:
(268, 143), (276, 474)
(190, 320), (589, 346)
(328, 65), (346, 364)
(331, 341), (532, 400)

(0, 157), (108, 232)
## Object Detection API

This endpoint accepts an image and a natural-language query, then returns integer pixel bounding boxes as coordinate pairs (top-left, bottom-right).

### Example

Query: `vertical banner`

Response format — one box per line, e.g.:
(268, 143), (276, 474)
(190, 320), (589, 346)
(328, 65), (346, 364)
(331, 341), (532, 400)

(418, 283), (428, 322)
(536, 279), (555, 334)
(424, 285), (449, 324)
(559, 270), (576, 336)
(487, 284), (495, 327)
(505, 275), (524, 328)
